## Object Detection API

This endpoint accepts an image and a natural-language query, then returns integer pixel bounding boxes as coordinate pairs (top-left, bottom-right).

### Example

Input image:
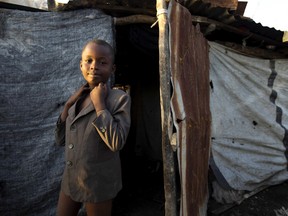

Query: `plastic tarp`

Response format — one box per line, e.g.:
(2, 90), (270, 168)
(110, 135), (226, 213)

(209, 42), (288, 191)
(0, 0), (48, 10)
(0, 8), (113, 215)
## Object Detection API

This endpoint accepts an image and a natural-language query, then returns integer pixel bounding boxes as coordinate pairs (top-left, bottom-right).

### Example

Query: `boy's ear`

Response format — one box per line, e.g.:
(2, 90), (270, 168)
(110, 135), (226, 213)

(80, 60), (82, 69)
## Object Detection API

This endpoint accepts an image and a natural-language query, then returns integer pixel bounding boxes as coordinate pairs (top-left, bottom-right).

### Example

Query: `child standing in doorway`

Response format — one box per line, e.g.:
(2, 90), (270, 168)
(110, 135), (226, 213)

(55, 39), (131, 216)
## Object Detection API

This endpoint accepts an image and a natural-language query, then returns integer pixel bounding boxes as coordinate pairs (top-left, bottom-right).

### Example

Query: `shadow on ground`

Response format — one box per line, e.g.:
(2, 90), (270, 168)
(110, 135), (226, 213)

(112, 156), (288, 216)
(112, 156), (165, 216)
(208, 180), (288, 216)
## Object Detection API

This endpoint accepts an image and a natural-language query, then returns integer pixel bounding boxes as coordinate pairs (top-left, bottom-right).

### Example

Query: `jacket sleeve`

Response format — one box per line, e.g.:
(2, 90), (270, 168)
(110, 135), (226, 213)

(92, 92), (131, 152)
(54, 115), (66, 146)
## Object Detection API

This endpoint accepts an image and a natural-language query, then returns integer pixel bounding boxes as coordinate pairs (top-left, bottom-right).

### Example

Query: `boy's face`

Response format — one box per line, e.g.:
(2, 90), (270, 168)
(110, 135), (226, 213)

(80, 42), (115, 88)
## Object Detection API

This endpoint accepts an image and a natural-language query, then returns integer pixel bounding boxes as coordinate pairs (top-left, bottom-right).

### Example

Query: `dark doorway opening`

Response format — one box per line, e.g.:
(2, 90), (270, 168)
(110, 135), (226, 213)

(112, 24), (165, 216)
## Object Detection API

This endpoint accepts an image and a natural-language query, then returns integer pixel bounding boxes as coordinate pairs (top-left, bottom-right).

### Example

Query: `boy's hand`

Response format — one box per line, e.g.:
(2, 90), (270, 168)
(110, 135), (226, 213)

(90, 82), (107, 113)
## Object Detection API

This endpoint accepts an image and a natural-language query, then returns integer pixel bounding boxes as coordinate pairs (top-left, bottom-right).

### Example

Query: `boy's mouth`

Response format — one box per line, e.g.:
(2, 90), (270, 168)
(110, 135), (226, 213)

(87, 72), (100, 78)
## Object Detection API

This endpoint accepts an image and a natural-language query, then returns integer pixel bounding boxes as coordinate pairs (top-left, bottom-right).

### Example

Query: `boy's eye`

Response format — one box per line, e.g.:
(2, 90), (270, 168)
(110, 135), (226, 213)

(83, 58), (108, 65)
(85, 59), (93, 63)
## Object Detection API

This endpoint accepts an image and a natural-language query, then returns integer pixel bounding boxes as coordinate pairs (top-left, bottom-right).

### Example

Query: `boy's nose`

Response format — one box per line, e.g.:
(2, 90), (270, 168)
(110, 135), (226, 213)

(90, 61), (98, 69)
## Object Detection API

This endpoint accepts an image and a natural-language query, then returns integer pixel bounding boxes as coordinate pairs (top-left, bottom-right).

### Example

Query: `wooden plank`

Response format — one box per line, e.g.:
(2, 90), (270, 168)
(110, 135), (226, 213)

(202, 0), (238, 10)
(180, 0), (238, 10)
(114, 15), (156, 25)
(48, 0), (156, 15)
(157, 0), (178, 216)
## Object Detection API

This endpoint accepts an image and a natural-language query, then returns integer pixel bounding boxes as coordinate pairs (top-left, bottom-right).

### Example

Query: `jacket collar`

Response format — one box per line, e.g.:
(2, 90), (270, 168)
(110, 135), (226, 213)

(68, 96), (95, 124)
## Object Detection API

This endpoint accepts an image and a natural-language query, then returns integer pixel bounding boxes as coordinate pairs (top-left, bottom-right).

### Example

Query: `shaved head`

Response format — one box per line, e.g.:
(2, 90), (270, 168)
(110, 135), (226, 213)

(82, 39), (115, 63)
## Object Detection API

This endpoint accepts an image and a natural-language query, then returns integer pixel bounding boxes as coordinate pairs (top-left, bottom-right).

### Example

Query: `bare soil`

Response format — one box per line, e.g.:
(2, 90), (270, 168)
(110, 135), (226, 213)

(208, 180), (288, 216)
(112, 157), (288, 216)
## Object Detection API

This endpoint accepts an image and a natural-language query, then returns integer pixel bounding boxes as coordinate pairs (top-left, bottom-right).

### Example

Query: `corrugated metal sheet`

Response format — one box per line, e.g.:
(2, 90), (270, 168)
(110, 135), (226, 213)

(48, 0), (287, 52)
(169, 0), (211, 215)
(2, 0), (286, 49)
(183, 1), (288, 50)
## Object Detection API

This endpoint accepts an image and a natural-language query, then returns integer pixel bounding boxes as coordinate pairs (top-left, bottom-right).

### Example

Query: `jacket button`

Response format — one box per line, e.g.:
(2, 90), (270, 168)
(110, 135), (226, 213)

(66, 161), (73, 167)
(68, 144), (74, 149)
(71, 125), (76, 131)
(100, 126), (106, 133)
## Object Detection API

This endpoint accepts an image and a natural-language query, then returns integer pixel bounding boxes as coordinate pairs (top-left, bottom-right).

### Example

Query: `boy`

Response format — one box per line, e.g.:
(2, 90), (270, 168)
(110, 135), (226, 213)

(55, 39), (131, 216)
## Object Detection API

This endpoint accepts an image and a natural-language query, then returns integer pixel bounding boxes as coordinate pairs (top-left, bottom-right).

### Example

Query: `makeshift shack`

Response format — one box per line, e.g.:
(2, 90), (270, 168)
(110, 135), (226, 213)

(0, 0), (287, 216)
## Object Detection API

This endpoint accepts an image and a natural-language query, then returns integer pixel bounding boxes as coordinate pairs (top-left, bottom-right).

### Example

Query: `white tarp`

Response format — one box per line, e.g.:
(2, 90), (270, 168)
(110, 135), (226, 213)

(0, 8), (113, 216)
(0, 0), (48, 10)
(209, 42), (288, 191)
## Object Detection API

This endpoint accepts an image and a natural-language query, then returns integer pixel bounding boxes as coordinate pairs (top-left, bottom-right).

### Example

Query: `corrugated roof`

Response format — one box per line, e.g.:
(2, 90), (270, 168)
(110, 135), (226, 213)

(182, 0), (285, 45)
(1, 0), (287, 54)
(177, 0), (288, 58)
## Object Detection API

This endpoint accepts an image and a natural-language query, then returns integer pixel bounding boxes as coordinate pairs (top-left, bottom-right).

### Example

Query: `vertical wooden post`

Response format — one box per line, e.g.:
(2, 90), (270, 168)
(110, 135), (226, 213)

(156, 1), (177, 216)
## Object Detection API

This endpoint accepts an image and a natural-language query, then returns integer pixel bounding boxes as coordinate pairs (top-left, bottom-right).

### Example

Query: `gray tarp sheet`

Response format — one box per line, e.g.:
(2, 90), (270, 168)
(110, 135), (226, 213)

(0, 8), (113, 215)
(209, 42), (288, 191)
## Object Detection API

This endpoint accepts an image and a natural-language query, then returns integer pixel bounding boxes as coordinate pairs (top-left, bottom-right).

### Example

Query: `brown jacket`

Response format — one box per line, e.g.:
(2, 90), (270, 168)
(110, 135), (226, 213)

(55, 88), (131, 202)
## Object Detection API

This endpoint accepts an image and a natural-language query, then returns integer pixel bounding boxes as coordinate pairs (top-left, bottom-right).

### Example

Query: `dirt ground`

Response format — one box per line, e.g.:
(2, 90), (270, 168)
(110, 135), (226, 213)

(111, 157), (288, 216)
(208, 180), (288, 216)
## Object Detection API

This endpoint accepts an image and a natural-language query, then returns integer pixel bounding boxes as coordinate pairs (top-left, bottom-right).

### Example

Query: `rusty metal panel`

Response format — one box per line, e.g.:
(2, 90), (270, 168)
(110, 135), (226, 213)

(169, 0), (211, 215)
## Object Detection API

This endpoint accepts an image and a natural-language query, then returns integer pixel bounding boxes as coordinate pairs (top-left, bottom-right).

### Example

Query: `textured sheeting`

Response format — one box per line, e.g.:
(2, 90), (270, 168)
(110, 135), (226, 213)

(0, 8), (113, 215)
(0, 0), (48, 10)
(169, 0), (211, 215)
(209, 41), (288, 191)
